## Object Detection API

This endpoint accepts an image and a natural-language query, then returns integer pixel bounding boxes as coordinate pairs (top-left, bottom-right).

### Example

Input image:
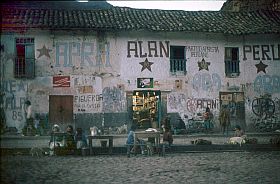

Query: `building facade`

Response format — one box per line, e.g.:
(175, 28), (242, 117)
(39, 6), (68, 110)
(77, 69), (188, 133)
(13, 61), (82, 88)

(1, 2), (280, 133)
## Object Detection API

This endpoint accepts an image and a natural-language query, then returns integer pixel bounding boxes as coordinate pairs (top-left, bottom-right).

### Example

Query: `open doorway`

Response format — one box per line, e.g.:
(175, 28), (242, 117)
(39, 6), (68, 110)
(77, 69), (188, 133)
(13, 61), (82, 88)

(132, 90), (161, 129)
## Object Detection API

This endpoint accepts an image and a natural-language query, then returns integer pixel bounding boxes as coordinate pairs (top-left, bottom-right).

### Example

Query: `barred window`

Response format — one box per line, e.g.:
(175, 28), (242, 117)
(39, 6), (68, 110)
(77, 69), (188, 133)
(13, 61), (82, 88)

(225, 47), (240, 78)
(15, 38), (35, 78)
(170, 46), (186, 75)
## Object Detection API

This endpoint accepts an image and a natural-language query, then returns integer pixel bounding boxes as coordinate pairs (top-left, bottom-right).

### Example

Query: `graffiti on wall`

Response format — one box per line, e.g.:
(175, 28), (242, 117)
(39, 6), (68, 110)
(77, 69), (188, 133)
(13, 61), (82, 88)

(243, 44), (280, 61)
(73, 76), (102, 113)
(250, 95), (280, 132)
(102, 86), (126, 113)
(127, 41), (169, 58)
(55, 42), (110, 67)
(192, 73), (221, 92)
(2, 80), (28, 130)
(167, 93), (219, 114)
(74, 94), (103, 113)
(186, 45), (219, 58)
(254, 75), (280, 94)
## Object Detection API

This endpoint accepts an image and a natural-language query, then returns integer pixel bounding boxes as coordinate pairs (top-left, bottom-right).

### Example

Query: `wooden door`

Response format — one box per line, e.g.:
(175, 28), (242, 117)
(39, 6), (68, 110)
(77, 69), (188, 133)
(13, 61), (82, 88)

(49, 95), (73, 130)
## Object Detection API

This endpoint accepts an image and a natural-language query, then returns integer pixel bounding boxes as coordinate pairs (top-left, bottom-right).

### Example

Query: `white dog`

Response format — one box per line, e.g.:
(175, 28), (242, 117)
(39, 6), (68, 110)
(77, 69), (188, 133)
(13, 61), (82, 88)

(229, 136), (246, 146)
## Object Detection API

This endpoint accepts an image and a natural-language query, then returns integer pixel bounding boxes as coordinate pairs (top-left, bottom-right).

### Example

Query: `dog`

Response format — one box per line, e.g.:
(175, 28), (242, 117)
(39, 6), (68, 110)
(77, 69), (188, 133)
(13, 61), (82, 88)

(30, 147), (44, 157)
(229, 136), (246, 146)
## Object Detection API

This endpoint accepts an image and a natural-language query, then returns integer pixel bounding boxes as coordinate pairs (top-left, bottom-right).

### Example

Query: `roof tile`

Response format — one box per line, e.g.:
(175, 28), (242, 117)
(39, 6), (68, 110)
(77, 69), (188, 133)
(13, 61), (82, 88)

(1, 6), (280, 34)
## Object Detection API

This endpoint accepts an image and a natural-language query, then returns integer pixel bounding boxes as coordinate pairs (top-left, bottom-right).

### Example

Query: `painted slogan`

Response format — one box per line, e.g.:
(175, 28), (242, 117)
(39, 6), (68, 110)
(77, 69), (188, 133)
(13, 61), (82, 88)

(73, 76), (103, 113)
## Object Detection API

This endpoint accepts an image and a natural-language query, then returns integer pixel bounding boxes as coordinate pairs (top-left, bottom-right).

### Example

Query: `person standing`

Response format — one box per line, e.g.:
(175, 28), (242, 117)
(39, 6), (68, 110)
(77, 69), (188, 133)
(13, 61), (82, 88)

(219, 105), (231, 136)
(162, 125), (173, 147)
(203, 107), (213, 132)
(22, 100), (35, 136)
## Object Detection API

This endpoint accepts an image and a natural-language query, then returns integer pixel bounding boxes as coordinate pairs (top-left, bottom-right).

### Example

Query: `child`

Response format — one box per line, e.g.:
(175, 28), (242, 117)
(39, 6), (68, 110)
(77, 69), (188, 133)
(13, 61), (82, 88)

(126, 124), (145, 155)
(75, 127), (87, 149)
(234, 125), (245, 137)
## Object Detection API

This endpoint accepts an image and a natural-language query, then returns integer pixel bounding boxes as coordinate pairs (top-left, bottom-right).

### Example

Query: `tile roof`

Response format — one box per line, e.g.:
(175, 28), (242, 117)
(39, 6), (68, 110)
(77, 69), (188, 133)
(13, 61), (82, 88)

(1, 5), (280, 35)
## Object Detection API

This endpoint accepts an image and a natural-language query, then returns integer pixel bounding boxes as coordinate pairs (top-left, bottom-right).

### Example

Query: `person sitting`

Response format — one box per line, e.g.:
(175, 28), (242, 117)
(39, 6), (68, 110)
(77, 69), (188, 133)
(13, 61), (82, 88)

(126, 124), (145, 155)
(49, 124), (64, 155)
(75, 127), (87, 149)
(65, 125), (76, 153)
(234, 125), (245, 137)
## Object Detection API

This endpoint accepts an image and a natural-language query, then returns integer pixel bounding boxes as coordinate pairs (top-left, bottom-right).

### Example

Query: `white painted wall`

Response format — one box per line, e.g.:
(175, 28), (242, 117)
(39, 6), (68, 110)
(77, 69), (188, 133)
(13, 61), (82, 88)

(1, 30), (279, 132)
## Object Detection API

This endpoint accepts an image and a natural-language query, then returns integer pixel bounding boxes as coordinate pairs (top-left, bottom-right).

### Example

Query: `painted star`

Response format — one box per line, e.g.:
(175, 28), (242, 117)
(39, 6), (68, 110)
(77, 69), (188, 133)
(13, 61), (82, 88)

(37, 45), (52, 58)
(198, 58), (210, 71)
(139, 58), (153, 72)
(255, 61), (268, 73)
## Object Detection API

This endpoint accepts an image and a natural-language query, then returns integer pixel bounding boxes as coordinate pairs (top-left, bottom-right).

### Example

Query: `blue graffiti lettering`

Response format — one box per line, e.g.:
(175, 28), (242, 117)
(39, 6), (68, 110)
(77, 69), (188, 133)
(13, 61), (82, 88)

(254, 75), (280, 94)
(2, 80), (27, 93)
(192, 73), (221, 91)
(81, 42), (94, 67)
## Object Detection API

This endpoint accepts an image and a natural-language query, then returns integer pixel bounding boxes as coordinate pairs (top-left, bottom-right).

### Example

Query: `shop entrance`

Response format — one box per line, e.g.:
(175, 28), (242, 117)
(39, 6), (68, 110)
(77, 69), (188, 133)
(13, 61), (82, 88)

(132, 90), (161, 129)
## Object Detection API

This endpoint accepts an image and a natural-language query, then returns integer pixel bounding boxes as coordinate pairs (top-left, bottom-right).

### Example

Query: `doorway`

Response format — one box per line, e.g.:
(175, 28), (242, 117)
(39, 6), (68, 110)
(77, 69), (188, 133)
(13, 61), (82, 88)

(219, 92), (246, 130)
(132, 90), (161, 129)
(49, 95), (73, 131)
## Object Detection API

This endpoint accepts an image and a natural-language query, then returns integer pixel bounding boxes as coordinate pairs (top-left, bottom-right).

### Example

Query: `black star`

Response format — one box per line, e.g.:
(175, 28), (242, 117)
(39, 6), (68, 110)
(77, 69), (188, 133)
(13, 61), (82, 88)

(139, 58), (153, 72)
(37, 45), (52, 58)
(255, 61), (268, 73)
(198, 58), (210, 71)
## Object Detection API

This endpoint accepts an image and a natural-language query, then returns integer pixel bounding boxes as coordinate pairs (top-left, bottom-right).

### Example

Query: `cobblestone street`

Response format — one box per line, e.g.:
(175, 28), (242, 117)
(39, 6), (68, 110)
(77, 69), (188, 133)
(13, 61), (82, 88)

(1, 151), (280, 184)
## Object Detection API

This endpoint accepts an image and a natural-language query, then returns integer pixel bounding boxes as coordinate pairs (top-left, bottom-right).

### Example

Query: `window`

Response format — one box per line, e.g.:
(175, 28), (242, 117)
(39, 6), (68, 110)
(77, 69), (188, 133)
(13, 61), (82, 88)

(15, 38), (35, 78)
(225, 47), (240, 78)
(170, 46), (186, 75)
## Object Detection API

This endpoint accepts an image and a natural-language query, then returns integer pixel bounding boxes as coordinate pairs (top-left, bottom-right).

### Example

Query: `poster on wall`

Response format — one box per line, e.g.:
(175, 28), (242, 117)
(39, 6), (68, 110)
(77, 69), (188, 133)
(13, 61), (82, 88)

(53, 76), (70, 87)
(137, 78), (153, 88)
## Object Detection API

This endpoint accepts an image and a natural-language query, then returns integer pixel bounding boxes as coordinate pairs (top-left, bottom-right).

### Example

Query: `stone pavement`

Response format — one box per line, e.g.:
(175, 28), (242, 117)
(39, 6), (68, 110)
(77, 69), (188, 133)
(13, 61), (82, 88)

(1, 152), (280, 184)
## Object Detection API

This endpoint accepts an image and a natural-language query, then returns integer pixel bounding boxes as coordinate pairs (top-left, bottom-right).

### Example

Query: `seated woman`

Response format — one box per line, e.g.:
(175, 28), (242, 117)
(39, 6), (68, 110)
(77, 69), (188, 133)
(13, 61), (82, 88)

(65, 125), (76, 152)
(126, 124), (145, 155)
(234, 125), (245, 137)
(49, 124), (64, 155)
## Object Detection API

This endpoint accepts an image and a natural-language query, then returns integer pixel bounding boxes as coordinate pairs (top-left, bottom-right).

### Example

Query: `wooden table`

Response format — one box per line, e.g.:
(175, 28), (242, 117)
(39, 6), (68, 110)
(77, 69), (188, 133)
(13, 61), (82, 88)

(87, 135), (114, 155)
(134, 131), (160, 147)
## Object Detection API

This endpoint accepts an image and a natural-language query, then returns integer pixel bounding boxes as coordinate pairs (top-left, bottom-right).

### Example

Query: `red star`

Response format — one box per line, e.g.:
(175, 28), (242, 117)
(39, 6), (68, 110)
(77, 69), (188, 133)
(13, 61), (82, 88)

(255, 61), (268, 73)
(139, 58), (153, 72)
